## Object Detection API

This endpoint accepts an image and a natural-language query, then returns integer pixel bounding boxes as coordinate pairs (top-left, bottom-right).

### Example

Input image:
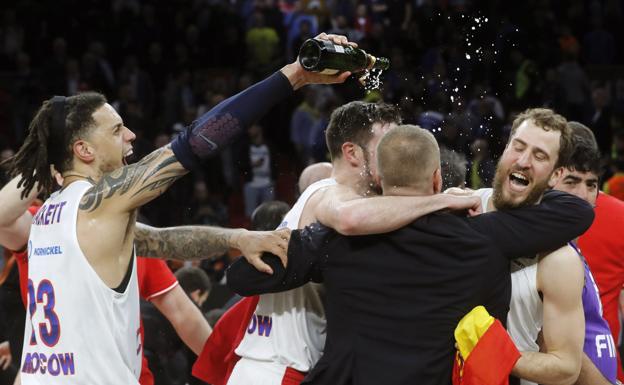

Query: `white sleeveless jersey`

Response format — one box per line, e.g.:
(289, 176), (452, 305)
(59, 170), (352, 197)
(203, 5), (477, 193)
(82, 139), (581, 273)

(21, 180), (142, 384)
(476, 188), (542, 385)
(235, 178), (337, 372)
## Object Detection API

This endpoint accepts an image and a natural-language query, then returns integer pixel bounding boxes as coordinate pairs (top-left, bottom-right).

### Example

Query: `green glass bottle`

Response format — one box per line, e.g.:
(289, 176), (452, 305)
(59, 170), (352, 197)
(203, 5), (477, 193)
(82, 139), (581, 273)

(298, 38), (390, 75)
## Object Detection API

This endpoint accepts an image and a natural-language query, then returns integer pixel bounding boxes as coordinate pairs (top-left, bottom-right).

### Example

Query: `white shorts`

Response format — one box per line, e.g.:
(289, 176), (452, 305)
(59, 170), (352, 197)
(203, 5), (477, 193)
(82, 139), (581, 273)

(227, 357), (306, 385)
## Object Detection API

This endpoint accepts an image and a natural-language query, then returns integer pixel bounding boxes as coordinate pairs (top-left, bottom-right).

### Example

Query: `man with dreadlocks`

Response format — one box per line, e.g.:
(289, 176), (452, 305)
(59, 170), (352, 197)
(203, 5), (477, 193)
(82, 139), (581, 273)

(6, 33), (352, 385)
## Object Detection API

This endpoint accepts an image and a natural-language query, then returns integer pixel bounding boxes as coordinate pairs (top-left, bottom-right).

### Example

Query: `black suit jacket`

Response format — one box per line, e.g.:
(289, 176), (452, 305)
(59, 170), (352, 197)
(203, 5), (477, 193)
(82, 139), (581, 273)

(227, 191), (594, 385)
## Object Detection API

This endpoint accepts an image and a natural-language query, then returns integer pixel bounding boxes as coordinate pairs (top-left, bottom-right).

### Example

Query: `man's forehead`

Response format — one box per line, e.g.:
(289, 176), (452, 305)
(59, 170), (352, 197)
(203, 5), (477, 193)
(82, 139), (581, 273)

(93, 103), (122, 125)
(512, 120), (561, 152)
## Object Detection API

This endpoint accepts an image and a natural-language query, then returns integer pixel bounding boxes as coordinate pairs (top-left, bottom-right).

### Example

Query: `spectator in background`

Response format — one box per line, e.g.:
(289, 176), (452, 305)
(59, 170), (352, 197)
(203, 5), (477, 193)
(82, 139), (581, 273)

(297, 162), (332, 195)
(243, 124), (275, 218)
(586, 84), (613, 157)
(290, 86), (320, 165)
(176, 267), (213, 309)
(556, 50), (590, 122)
(440, 145), (467, 190)
(583, 16), (616, 65)
(245, 11), (281, 76)
(251, 200), (291, 231)
(468, 138), (496, 189)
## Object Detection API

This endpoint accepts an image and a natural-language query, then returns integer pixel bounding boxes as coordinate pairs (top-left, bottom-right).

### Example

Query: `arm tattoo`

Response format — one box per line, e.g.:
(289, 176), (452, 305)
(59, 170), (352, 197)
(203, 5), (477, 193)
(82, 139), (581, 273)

(79, 147), (184, 211)
(134, 222), (237, 261)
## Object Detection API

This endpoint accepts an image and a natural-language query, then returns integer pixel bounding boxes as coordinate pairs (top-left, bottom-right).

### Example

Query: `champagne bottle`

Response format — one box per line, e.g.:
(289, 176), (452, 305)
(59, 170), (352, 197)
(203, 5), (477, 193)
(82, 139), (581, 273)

(298, 38), (390, 75)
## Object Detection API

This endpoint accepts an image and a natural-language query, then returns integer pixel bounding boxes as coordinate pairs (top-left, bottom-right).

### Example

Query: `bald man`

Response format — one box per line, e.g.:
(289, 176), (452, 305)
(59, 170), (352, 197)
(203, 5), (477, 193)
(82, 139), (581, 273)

(298, 162), (332, 194)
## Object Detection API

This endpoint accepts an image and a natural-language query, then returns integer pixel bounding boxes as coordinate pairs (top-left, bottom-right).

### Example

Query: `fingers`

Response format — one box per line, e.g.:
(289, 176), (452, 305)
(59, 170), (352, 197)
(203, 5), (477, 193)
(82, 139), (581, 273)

(247, 255), (274, 275)
(0, 355), (10, 370)
(314, 32), (357, 47)
(444, 187), (473, 196)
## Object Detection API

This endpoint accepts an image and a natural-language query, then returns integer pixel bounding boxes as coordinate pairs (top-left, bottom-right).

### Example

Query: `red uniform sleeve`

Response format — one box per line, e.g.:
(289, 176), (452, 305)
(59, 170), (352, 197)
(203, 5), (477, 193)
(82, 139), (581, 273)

(137, 257), (178, 301)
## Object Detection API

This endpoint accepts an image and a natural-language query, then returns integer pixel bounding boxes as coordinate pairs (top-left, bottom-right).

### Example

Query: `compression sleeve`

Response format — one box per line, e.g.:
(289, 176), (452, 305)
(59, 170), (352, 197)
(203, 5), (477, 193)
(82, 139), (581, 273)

(171, 70), (294, 169)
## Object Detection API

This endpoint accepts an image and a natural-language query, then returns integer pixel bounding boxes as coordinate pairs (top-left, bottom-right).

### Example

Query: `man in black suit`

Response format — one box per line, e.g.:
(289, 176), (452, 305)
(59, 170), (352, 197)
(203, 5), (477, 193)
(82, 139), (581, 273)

(227, 125), (594, 385)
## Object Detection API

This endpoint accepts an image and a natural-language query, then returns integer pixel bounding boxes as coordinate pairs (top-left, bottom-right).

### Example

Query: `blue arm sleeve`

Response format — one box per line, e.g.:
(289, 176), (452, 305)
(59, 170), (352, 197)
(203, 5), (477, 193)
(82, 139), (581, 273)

(171, 70), (294, 169)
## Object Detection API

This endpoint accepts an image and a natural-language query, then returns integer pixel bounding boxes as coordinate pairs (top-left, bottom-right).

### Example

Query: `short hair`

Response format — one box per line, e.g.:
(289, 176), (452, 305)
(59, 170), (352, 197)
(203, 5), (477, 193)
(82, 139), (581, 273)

(325, 101), (402, 160)
(6, 92), (107, 198)
(564, 121), (602, 176)
(251, 200), (291, 230)
(175, 267), (212, 295)
(509, 108), (572, 168)
(377, 124), (440, 189)
(440, 146), (467, 190)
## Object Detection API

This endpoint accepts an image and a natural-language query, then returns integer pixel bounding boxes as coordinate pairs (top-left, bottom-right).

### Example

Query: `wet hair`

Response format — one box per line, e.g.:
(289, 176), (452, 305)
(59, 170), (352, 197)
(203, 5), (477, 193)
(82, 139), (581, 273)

(377, 124), (440, 189)
(509, 108), (572, 168)
(251, 200), (291, 230)
(6, 92), (107, 198)
(564, 121), (602, 177)
(440, 146), (467, 190)
(325, 101), (402, 160)
(175, 266), (212, 295)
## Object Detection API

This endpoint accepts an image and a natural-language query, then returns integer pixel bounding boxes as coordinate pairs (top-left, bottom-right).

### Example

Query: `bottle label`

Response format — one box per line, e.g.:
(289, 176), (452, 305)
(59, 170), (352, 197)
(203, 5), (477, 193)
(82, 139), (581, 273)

(333, 45), (345, 53)
(319, 68), (340, 75)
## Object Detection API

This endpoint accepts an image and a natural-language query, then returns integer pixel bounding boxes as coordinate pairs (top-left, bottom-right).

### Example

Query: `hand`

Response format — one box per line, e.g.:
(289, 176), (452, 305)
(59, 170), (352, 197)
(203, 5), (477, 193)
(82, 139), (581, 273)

(444, 187), (475, 196)
(443, 194), (482, 216)
(0, 340), (11, 370)
(233, 228), (291, 275)
(282, 32), (356, 90)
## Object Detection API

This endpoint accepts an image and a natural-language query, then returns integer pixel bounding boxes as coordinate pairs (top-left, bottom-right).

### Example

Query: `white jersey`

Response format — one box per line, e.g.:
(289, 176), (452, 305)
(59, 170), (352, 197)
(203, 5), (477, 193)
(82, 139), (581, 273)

(476, 188), (542, 385)
(21, 180), (141, 384)
(234, 178), (337, 374)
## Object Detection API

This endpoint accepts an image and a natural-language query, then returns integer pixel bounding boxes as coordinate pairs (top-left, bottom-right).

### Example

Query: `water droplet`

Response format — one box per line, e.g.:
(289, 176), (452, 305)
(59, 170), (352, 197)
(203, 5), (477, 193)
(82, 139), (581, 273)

(465, 54), (471, 60)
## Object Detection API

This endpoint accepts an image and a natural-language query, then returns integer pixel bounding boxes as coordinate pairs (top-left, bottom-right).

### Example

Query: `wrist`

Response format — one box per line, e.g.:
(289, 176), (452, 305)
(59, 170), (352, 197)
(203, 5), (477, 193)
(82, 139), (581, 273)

(280, 62), (307, 90)
(229, 228), (248, 249)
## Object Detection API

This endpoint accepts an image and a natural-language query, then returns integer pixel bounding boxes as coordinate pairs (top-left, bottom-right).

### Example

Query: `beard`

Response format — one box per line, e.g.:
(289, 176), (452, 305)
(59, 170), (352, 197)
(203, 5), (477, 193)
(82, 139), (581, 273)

(491, 162), (551, 210)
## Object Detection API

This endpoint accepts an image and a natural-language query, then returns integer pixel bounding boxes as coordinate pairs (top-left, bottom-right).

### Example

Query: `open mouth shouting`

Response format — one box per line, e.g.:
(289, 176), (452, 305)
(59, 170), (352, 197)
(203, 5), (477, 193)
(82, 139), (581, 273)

(508, 171), (530, 192)
(123, 148), (134, 166)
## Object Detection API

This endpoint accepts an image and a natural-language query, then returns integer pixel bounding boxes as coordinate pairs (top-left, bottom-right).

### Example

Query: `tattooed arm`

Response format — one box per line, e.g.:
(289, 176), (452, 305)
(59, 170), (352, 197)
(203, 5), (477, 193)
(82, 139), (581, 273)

(134, 223), (291, 274)
(79, 146), (187, 213)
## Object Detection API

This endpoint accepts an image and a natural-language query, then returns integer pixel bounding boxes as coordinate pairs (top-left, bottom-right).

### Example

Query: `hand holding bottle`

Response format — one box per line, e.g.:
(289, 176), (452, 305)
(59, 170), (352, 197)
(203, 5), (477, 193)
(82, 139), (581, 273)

(280, 33), (355, 90)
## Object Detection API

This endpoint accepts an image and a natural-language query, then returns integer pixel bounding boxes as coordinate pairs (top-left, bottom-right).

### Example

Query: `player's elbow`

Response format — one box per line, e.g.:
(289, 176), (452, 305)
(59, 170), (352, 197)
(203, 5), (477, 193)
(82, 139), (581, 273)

(551, 360), (581, 385)
(331, 207), (360, 236)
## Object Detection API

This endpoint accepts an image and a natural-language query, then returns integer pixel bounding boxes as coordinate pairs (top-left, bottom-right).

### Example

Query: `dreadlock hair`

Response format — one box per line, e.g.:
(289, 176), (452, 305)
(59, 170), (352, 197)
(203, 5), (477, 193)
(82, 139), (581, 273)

(6, 92), (107, 198)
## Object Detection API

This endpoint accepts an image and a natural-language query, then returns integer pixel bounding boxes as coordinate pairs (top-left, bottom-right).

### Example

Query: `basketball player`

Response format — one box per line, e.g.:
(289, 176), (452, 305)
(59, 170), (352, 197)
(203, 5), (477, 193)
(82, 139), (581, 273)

(552, 122), (619, 385)
(5, 32), (352, 384)
(0, 173), (288, 385)
(201, 101), (483, 385)
(474, 109), (615, 385)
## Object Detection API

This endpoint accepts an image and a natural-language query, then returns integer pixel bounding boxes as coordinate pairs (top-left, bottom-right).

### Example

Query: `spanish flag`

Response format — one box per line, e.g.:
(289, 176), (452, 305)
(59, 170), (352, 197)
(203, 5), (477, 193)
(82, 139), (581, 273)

(452, 306), (520, 385)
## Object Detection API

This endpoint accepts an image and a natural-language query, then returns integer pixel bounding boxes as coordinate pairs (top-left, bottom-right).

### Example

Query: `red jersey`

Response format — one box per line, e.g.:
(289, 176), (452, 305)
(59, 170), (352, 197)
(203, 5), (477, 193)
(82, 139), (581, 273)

(13, 205), (178, 385)
(578, 192), (624, 381)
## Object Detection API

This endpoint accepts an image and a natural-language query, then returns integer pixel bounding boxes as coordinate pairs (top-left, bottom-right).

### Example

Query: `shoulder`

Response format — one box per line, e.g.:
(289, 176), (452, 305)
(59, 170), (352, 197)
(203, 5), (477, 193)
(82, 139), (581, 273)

(537, 245), (584, 293)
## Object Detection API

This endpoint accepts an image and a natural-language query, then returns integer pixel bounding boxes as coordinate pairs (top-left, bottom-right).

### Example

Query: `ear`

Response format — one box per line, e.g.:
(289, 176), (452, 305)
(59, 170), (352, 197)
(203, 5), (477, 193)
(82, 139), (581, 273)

(72, 140), (95, 163)
(548, 167), (564, 188)
(433, 168), (442, 194)
(341, 142), (362, 167)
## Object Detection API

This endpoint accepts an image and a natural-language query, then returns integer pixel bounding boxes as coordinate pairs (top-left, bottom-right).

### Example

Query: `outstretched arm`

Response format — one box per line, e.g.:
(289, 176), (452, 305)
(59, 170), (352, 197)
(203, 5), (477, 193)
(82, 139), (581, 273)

(227, 223), (331, 296)
(0, 176), (39, 250)
(80, 34), (353, 215)
(470, 190), (594, 259)
(512, 246), (585, 385)
(313, 184), (481, 236)
(150, 285), (212, 355)
(134, 223), (290, 274)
